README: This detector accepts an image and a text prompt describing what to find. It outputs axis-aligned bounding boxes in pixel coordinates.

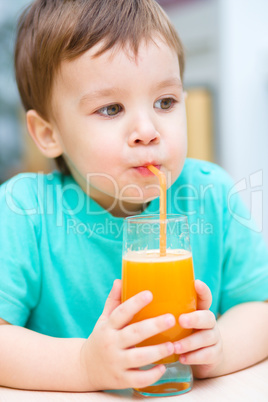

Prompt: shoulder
[169,159,237,219]
[1,171,64,194]
[175,158,235,201]
[0,171,65,213]
[179,158,233,188]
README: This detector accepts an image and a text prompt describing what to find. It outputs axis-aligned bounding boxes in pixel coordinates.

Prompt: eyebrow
[79,77,182,107]
[79,88,126,107]
[154,77,182,91]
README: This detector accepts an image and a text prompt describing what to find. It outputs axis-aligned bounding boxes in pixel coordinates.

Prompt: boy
[0,0,267,392]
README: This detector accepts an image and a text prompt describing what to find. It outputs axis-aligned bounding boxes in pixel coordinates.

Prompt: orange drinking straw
[147,165,166,256]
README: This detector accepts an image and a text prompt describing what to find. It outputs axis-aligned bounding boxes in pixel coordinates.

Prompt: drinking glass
[121,214,197,397]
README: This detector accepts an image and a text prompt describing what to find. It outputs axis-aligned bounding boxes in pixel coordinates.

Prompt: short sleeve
[0,175,41,326]
[219,175,268,314]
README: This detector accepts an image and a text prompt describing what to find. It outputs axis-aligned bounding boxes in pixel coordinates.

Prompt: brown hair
[15,0,185,174]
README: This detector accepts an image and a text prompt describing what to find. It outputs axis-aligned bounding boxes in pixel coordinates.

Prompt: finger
[109,290,153,329]
[195,280,212,310]
[126,365,166,390]
[178,344,222,366]
[124,342,174,369]
[120,314,175,348]
[179,310,216,330]
[101,279,122,320]
[174,329,218,355]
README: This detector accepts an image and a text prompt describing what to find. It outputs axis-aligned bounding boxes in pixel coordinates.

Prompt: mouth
[133,163,161,177]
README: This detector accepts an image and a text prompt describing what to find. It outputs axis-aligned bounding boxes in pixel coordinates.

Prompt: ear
[26,110,63,158]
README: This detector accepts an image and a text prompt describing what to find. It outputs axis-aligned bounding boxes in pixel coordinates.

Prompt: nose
[128,113,160,147]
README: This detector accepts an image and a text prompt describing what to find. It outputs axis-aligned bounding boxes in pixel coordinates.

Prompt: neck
[86,186,149,217]
[67,166,149,218]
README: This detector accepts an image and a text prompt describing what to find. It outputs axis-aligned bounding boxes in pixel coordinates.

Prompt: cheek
[167,109,187,149]
[78,139,122,177]
[88,174,120,194]
[166,129,187,185]
[169,130,187,160]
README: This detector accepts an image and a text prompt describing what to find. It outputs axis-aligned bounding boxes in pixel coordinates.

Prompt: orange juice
[122,249,196,364]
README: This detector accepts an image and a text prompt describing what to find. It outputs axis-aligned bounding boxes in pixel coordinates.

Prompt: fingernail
[159,364,166,374]
[165,314,175,327]
[180,355,186,364]
[175,342,182,353]
[166,342,174,354]
[142,291,152,302]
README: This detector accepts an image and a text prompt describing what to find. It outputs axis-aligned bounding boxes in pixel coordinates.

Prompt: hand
[80,279,176,390]
[174,280,224,379]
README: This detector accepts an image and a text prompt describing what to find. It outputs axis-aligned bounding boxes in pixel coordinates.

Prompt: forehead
[51,37,180,106]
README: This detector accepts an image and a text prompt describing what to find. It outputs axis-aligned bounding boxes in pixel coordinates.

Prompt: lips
[133,163,161,177]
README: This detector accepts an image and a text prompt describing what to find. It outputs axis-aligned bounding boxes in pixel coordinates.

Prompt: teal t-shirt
[0,158,267,338]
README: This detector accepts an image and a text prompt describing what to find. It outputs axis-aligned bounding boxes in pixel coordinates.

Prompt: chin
[121,190,159,204]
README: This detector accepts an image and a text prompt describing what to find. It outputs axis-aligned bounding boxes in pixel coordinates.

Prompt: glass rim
[124,214,188,224]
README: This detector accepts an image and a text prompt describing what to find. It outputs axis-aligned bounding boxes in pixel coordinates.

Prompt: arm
[215,300,268,375]
[174,280,268,379]
[0,321,88,391]
[0,280,175,391]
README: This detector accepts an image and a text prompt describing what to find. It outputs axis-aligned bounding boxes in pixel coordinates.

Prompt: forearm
[213,301,268,376]
[0,325,90,391]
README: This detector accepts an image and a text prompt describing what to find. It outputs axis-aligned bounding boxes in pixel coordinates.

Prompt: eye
[97,104,122,116]
[154,98,175,110]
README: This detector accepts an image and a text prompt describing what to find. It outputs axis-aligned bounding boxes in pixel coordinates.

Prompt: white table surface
[0,359,267,402]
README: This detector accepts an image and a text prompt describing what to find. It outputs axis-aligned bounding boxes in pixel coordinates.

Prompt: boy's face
[51,37,187,216]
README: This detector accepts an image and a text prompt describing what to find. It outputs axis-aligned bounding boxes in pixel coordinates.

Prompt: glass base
[134,362,193,397]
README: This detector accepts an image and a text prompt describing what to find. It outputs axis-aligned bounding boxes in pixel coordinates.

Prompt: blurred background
[0,0,267,241]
